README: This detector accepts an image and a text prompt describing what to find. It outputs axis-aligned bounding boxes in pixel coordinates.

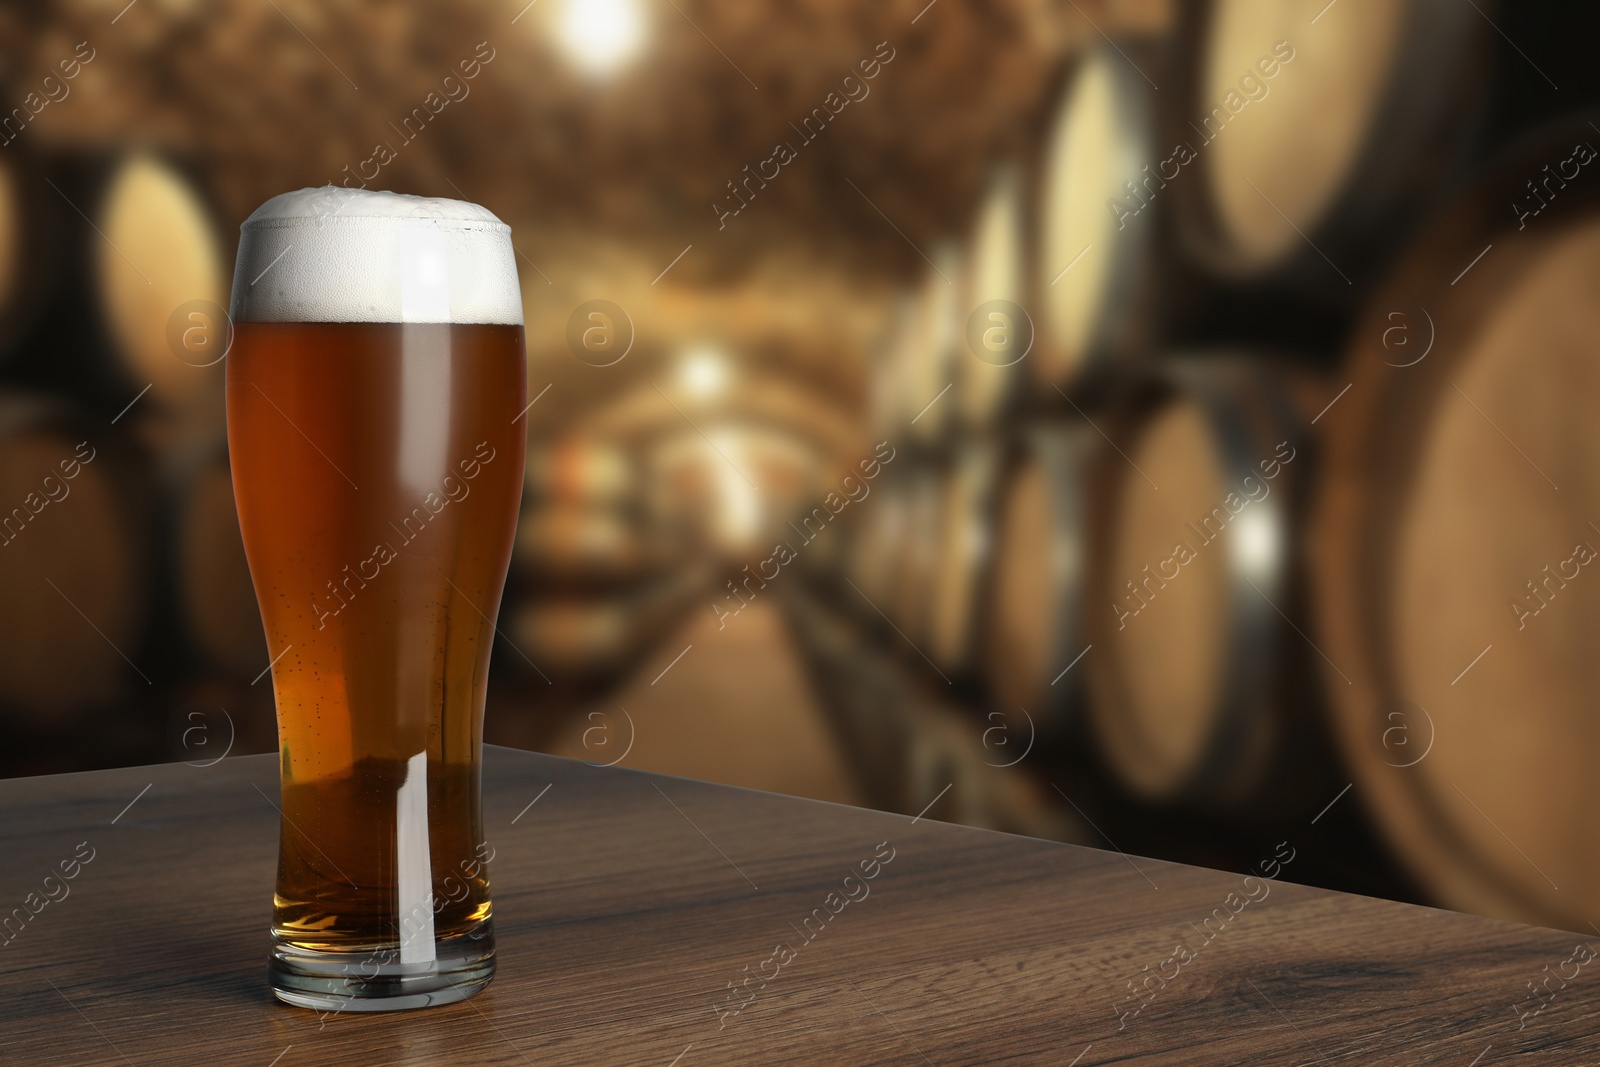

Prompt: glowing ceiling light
[679,345,729,399]
[1231,504,1282,582]
[555,0,647,76]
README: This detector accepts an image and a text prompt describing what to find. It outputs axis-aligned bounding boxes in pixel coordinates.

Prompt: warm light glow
[1231,504,1281,582]
[679,345,730,399]
[555,0,647,76]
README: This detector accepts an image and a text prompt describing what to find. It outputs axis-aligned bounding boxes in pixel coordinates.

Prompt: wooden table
[1,746,1596,1065]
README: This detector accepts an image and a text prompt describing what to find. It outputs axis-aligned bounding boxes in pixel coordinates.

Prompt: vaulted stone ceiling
[1,0,1168,434]
[1,0,1176,261]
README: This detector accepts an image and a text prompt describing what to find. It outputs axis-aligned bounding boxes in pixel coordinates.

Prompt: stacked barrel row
[812,0,1600,931]
[0,148,256,771]
[506,437,704,681]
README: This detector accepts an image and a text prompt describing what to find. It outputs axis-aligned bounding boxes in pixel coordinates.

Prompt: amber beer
[226,189,526,1010]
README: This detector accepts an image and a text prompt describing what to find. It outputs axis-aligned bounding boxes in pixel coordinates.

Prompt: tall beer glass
[226,188,526,1010]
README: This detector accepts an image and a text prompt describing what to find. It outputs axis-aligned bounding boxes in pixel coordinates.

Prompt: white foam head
[230,187,524,325]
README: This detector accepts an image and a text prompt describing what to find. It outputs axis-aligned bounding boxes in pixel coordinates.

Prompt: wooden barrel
[984,422,1095,729]
[869,292,915,436]
[512,503,658,587]
[783,583,1089,842]
[955,165,1030,430]
[514,437,678,591]
[5,150,229,422]
[928,442,1003,677]
[888,463,944,650]
[0,152,19,346]
[1312,115,1600,929]
[100,153,229,412]
[507,567,705,679]
[902,244,963,446]
[1031,45,1160,391]
[0,396,154,725]
[1081,357,1330,807]
[509,598,640,677]
[1167,0,1484,286]
[524,437,635,506]
[174,445,268,679]
[847,470,908,614]
[795,476,854,583]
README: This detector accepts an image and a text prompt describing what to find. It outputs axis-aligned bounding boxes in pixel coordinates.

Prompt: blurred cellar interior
[2,0,1600,934]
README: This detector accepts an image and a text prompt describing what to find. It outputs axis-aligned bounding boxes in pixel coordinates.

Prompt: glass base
[269,921,496,1013]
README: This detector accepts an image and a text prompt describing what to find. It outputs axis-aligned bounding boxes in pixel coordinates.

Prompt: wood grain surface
[0,745,1597,1065]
